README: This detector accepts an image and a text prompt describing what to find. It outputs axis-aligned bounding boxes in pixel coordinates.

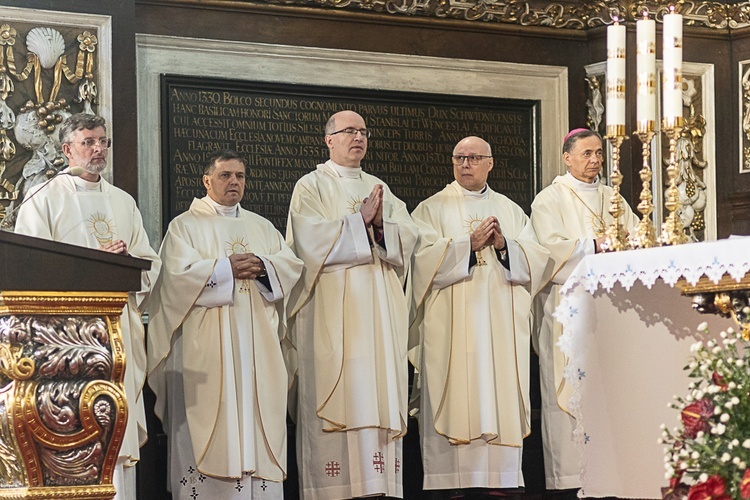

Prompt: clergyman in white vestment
[410,136,549,497]
[147,150,303,499]
[286,110,419,500]
[14,113,161,500]
[529,129,639,491]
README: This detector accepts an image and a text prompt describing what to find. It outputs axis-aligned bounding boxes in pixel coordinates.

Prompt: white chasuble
[286,161,419,500]
[529,173,638,489]
[14,173,161,470]
[147,198,303,492]
[410,181,549,490]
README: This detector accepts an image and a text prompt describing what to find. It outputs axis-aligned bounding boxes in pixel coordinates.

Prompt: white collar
[73,175,102,192]
[460,184,488,199]
[329,160,362,179]
[565,172,600,191]
[202,195,239,217]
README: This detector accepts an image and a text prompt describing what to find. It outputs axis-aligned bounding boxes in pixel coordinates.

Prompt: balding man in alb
[410,136,548,499]
[286,110,419,499]
[530,129,638,492]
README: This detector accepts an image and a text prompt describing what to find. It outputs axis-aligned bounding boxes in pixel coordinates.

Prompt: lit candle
[636,11,656,131]
[662,6,683,124]
[606,19,627,134]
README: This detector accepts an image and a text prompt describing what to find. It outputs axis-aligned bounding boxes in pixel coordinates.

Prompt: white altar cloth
[554,237,750,499]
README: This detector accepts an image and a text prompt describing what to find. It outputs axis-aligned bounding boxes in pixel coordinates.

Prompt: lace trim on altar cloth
[553,237,750,494]
[560,237,750,295]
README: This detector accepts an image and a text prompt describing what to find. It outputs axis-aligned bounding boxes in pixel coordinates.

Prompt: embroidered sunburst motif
[226,236,249,255]
[225,236,252,294]
[463,214,483,235]
[463,213,487,265]
[87,212,115,246]
[347,196,363,215]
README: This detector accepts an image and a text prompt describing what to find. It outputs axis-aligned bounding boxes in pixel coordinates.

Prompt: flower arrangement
[661,322,750,500]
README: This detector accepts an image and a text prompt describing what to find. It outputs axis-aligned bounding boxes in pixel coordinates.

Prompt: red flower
[711,372,727,391]
[681,398,714,439]
[687,475,731,500]
[741,469,750,499]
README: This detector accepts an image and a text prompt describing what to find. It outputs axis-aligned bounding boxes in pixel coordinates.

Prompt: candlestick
[606,20,626,137]
[601,133,632,252]
[660,119,689,245]
[630,130,659,249]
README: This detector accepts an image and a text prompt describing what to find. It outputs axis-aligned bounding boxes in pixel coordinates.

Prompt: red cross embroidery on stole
[373,452,385,473]
[395,458,400,474]
[325,461,341,477]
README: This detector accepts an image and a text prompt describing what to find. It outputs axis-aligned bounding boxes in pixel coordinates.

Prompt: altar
[554,237,750,499]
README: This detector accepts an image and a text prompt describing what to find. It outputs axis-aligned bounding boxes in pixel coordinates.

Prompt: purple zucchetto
[563,128,591,144]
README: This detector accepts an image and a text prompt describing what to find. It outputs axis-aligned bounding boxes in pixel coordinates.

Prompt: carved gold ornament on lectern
[0,291,128,500]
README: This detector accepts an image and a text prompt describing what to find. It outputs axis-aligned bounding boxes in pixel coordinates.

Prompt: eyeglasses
[452,155,492,166]
[329,127,371,138]
[72,138,112,149]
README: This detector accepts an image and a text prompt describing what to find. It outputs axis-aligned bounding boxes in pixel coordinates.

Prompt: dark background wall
[2,0,749,498]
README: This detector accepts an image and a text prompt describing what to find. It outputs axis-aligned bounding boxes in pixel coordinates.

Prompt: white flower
[732,397,740,405]
[740,462,747,469]
[691,451,700,459]
[729,381,737,389]
[732,439,740,446]
[720,330,727,339]
[680,462,688,470]
[733,457,741,465]
[725,401,734,409]
[714,405,721,415]
[743,306,750,314]
[691,341,703,352]
[689,361,698,369]
[737,360,745,367]
[658,438,664,444]
[697,321,709,332]
[722,453,731,462]
[699,473,708,483]
[712,423,726,435]
[707,340,715,348]
[695,390,705,400]
[742,439,750,449]
[721,413,730,422]
[713,346,722,354]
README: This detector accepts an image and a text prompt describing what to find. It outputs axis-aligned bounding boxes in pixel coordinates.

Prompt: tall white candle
[636,14,656,130]
[606,21,627,130]
[662,8,683,123]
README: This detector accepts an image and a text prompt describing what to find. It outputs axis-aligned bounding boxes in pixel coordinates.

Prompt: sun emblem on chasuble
[463,213,488,266]
[226,236,252,294]
[347,196,363,215]
[87,212,115,246]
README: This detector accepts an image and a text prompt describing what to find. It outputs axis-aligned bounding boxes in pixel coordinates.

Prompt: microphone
[0,166,85,231]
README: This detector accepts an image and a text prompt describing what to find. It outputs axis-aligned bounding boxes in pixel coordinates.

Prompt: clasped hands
[229,253,267,280]
[99,239,128,255]
[360,184,384,229]
[470,216,506,252]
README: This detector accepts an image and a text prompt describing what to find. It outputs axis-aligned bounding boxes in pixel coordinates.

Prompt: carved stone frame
[0,6,114,183]
[135,34,569,245]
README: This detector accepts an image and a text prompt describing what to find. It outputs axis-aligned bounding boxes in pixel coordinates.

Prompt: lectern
[0,231,151,500]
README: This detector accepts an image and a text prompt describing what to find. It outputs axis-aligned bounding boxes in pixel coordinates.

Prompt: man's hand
[99,239,128,255]
[360,184,384,227]
[491,223,506,251]
[595,235,607,253]
[470,217,497,252]
[229,253,267,280]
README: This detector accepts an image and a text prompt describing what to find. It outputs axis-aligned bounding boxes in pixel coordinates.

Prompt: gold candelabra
[630,123,659,249]
[601,127,632,252]
[659,117,689,246]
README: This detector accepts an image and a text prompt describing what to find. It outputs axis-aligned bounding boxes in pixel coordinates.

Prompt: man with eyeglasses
[529,128,638,495]
[286,109,419,499]
[410,135,549,499]
[14,113,161,500]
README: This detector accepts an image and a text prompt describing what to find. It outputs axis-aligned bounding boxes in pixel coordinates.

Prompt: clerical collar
[460,184,488,199]
[329,160,362,179]
[73,175,102,192]
[565,172,600,191]
[203,195,239,217]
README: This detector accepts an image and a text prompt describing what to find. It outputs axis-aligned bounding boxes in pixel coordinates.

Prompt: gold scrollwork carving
[229,0,750,30]
[0,344,34,381]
